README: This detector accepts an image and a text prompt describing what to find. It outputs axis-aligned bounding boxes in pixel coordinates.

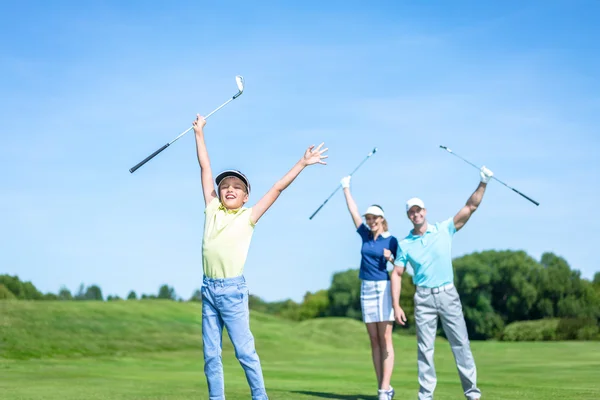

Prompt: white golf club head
[236,75,244,93]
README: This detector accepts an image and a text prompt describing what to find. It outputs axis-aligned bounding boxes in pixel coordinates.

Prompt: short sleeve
[394,244,408,267]
[356,223,371,242]
[442,217,457,237]
[245,207,256,228]
[386,237,400,271]
[390,237,399,258]
[204,197,220,217]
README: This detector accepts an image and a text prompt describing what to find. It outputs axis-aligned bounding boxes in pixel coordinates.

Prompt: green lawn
[1,300,599,399]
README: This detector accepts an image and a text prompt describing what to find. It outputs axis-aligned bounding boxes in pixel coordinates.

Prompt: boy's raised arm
[193,114,218,206]
[250,143,328,225]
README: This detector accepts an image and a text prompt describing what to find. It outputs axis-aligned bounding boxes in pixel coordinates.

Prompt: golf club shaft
[129,97,237,174]
[203,97,234,120]
[439,145,540,206]
[309,148,377,220]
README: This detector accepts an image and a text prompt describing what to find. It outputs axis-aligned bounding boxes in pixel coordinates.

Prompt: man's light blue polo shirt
[394,218,456,288]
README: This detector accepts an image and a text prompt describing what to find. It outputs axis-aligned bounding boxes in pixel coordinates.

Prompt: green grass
[1,300,599,399]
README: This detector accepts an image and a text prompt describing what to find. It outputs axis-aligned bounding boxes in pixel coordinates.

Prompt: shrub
[501,318,600,341]
[556,317,598,340]
[0,284,16,300]
[500,319,559,341]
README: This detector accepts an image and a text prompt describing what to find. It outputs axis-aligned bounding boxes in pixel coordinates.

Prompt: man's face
[219,177,249,209]
[407,205,426,225]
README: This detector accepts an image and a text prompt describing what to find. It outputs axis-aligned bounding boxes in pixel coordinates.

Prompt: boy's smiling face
[218,176,249,209]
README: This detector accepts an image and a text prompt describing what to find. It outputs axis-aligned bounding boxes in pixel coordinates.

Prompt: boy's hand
[193,114,206,134]
[302,142,328,166]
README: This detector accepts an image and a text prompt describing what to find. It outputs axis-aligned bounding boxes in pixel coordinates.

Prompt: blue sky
[1,1,599,302]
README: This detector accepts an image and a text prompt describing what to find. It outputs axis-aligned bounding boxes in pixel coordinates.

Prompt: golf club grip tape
[129,143,170,173]
[511,188,540,206]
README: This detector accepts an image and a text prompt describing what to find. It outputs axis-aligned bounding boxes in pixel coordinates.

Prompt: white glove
[340,176,351,189]
[480,166,493,183]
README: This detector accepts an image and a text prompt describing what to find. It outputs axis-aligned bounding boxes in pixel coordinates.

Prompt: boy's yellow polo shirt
[202,197,255,279]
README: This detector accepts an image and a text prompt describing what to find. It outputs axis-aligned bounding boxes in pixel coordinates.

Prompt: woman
[340,175,402,400]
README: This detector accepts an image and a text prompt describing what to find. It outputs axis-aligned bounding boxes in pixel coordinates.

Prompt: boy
[193,114,328,400]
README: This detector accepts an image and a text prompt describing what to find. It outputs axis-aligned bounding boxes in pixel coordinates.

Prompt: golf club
[129,75,245,174]
[439,145,540,206]
[309,147,378,220]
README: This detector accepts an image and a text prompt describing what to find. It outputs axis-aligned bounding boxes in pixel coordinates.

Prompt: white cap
[363,205,384,217]
[406,197,425,212]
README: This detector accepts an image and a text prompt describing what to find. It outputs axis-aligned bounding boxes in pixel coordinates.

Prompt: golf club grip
[129,143,170,173]
[511,188,540,206]
[309,202,327,220]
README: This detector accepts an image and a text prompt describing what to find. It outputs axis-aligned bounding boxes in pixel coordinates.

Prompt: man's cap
[363,204,384,217]
[215,170,251,194]
[406,197,425,212]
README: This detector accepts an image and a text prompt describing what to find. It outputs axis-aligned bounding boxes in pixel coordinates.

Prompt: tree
[486,250,541,322]
[74,283,86,300]
[397,272,416,331]
[0,275,43,300]
[157,284,176,300]
[0,284,16,300]
[327,269,362,320]
[540,253,600,319]
[452,250,548,339]
[73,284,103,301]
[453,253,504,339]
[84,285,103,301]
[270,300,298,320]
[450,250,600,340]
[127,291,137,300]
[189,289,202,302]
[43,293,59,300]
[58,287,73,301]
[297,290,329,320]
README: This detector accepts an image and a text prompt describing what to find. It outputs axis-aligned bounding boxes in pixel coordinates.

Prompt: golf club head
[235,75,245,96]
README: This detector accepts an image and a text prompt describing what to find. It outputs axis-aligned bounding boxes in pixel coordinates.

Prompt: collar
[218,202,243,214]
[408,222,434,238]
[367,226,391,240]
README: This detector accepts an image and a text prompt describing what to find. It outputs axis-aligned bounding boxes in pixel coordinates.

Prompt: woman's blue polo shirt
[357,223,399,281]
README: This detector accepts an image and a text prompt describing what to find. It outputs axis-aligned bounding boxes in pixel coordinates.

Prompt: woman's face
[365,214,383,231]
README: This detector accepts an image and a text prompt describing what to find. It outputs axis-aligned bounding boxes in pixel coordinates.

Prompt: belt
[417,282,454,294]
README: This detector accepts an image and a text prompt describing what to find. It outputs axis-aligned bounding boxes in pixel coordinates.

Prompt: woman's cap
[363,205,384,217]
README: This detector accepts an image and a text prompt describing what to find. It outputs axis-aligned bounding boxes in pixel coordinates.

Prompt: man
[390,166,494,400]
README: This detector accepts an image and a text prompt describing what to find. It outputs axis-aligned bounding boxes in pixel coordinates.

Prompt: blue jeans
[202,275,268,400]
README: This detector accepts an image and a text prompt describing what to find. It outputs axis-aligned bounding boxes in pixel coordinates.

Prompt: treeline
[251,251,600,340]
[2,250,599,341]
[0,278,191,303]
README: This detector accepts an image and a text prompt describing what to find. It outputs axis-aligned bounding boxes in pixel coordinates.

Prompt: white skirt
[360,280,394,323]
